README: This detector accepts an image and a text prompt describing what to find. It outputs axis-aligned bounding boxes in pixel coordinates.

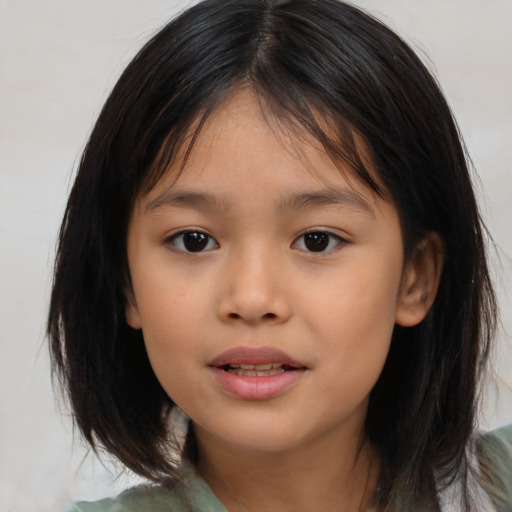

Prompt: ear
[395,232,444,327]
[124,288,142,330]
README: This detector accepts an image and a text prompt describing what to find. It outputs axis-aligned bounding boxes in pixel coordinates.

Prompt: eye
[166,231,219,253]
[293,231,344,253]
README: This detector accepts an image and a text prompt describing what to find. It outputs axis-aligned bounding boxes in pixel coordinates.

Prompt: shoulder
[60,485,179,512]
[486,423,512,449]
[476,423,512,510]
[59,465,228,512]
[478,423,512,469]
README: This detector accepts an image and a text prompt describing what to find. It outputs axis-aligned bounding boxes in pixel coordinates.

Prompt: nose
[217,245,292,326]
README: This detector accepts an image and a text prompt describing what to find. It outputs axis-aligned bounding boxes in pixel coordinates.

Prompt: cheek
[132,258,212,333]
[303,260,402,342]
[300,256,401,392]
[137,288,212,410]
[130,269,211,377]
[139,291,204,357]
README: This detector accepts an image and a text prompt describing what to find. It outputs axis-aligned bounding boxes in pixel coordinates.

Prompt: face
[125,91,429,457]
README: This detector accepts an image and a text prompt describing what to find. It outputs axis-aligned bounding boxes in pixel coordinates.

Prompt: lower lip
[211,367,306,400]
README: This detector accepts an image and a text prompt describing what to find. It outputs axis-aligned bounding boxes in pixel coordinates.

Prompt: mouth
[208,346,307,376]
[208,346,307,400]
[217,362,302,377]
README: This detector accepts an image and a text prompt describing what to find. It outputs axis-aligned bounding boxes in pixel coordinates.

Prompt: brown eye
[294,231,343,253]
[168,231,218,253]
[304,232,329,252]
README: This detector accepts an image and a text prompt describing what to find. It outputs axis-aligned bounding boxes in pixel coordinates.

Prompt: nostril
[226,312,277,321]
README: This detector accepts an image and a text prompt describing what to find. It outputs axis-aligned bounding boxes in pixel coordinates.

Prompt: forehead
[141,89,385,213]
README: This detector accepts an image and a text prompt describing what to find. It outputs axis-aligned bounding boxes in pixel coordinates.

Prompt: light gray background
[1,1,511,511]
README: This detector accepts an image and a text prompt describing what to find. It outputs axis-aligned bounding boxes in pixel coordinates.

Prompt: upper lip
[208,346,306,368]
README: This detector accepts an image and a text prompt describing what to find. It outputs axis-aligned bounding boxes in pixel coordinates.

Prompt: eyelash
[165,230,345,254]
[292,231,345,253]
[165,230,219,253]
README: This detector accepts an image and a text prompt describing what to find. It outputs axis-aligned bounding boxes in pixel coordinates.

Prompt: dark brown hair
[48,1,497,509]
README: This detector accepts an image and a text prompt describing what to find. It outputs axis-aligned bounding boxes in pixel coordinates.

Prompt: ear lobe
[124,289,142,330]
[395,232,444,327]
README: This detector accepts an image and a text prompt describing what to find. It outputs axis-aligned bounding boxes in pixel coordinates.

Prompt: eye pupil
[304,232,330,252]
[183,232,209,252]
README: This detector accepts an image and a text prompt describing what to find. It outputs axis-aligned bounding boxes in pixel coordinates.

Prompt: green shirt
[62,463,227,512]
[476,424,512,511]
[62,425,512,512]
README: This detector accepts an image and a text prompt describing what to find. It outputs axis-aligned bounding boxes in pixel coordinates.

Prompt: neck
[193,423,378,512]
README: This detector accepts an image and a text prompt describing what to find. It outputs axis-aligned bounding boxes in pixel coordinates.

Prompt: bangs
[140,80,387,204]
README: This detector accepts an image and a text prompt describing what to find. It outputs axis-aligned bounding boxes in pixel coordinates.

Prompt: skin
[125,90,442,512]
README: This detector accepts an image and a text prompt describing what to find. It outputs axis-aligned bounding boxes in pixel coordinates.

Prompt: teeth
[227,368,285,377]
[234,363,283,370]
[223,362,295,376]
[255,363,272,370]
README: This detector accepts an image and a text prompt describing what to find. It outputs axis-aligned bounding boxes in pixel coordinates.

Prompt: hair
[48,0,498,510]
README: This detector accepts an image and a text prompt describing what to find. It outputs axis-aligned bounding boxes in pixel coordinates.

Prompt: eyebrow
[277,188,375,217]
[146,191,228,212]
[146,187,375,217]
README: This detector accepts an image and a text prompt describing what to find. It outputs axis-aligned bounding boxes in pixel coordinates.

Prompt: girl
[48,0,512,510]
